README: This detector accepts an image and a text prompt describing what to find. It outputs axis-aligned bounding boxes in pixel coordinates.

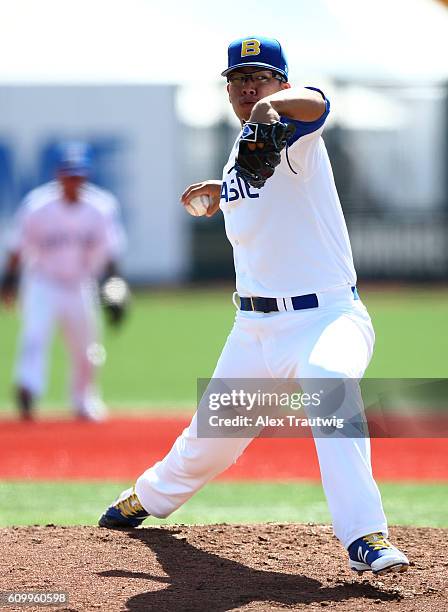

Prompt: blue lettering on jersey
[41,231,98,250]
[220,176,259,203]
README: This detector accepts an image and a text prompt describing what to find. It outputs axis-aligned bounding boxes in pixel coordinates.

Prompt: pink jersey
[10,181,124,284]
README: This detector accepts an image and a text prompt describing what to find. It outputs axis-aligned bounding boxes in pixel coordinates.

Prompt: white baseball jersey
[10,181,124,285]
[219,88,357,298]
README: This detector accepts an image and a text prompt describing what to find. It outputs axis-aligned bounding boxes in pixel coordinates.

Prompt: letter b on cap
[241,39,261,57]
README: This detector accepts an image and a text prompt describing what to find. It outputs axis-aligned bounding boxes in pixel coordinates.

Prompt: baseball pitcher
[99,37,409,575]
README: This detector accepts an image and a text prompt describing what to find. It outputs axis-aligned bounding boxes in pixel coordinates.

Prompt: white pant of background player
[15,274,104,419]
[135,286,388,549]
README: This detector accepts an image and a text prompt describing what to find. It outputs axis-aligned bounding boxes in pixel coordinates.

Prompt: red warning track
[1,416,447,481]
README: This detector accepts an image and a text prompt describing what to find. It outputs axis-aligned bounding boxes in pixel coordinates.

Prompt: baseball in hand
[185,194,210,217]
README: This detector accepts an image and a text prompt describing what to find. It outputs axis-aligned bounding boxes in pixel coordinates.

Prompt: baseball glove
[234,121,296,189]
[0,269,19,305]
[100,276,130,327]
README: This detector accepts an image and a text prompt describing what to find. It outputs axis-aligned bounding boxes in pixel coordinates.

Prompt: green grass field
[1,286,448,414]
[1,286,447,528]
[1,481,447,528]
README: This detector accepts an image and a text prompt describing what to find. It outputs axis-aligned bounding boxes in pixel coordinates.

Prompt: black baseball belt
[238,287,359,313]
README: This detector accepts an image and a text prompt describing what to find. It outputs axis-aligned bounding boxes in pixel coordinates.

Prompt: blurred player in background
[0,142,128,421]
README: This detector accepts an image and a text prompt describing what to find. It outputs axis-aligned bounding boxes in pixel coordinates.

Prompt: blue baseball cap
[57,141,92,177]
[222,36,288,80]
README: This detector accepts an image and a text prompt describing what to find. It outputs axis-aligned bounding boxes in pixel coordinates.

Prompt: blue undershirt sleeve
[281,87,330,146]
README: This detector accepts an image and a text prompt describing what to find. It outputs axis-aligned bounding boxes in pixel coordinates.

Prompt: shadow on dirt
[98,528,399,611]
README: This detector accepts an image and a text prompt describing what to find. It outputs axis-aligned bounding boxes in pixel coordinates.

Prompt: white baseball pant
[15,275,101,412]
[135,286,388,549]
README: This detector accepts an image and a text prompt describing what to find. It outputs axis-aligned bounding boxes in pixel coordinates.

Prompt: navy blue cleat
[348,532,409,575]
[98,487,150,529]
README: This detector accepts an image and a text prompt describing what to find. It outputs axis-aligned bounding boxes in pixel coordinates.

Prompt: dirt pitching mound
[1,524,446,611]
